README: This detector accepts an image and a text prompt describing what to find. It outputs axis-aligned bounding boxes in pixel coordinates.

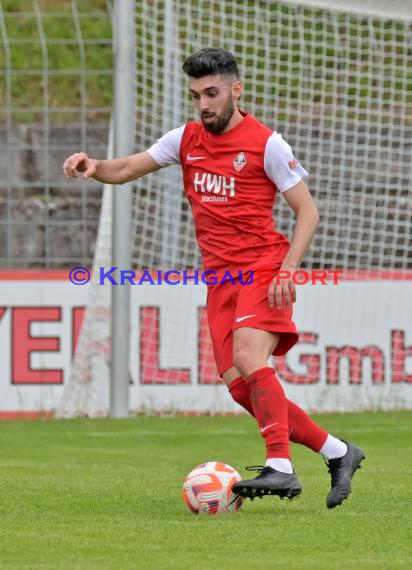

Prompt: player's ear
[232,80,243,101]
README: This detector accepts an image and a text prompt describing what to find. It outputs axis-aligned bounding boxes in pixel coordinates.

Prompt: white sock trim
[266,458,294,474]
[320,435,348,460]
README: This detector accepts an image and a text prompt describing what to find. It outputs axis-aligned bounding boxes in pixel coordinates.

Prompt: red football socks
[228,376,254,415]
[287,399,328,451]
[229,374,328,452]
[245,367,290,459]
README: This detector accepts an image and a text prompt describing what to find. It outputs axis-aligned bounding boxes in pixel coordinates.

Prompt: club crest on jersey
[233,152,247,173]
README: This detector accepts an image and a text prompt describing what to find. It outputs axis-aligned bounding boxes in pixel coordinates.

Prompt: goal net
[58,0,412,417]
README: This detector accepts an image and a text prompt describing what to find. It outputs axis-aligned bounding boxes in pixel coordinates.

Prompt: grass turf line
[0,411,411,570]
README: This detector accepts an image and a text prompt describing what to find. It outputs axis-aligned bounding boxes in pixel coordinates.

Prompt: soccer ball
[182,461,244,515]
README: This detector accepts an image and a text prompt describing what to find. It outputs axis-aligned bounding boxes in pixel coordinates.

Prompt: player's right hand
[63,152,97,179]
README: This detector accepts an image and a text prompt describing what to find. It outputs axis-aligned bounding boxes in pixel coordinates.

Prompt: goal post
[111,0,136,418]
[57,0,412,417]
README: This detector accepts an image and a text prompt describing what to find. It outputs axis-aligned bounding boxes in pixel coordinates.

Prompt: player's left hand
[268,271,296,309]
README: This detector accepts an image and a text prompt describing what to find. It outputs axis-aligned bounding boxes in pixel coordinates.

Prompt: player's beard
[201,95,235,134]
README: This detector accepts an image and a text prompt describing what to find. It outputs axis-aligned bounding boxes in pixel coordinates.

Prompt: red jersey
[147,111,308,276]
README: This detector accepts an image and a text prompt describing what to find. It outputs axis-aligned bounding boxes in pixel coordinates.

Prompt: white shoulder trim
[146,124,186,167]
[264,132,309,192]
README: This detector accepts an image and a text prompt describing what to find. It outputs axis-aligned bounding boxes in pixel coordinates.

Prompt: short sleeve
[264,132,309,192]
[146,125,186,167]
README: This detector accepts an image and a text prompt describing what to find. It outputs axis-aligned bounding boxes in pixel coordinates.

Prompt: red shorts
[206,269,299,376]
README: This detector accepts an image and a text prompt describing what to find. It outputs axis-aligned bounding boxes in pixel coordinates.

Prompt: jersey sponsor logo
[201,195,228,203]
[288,158,299,170]
[187,153,207,161]
[193,172,236,197]
[235,314,256,323]
[233,151,247,172]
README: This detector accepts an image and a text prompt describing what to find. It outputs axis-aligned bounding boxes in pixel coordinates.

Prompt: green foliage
[0,1,112,122]
[0,411,411,569]
[0,1,411,124]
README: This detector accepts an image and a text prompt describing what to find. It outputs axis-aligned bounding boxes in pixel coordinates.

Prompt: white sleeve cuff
[146,124,185,167]
[264,132,308,192]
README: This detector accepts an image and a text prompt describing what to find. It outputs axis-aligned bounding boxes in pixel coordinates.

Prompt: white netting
[58,0,412,417]
[133,0,412,272]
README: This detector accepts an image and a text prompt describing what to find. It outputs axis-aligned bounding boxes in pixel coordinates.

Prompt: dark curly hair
[182,48,240,79]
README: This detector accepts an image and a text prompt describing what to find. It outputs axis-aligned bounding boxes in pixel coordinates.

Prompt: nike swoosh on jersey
[235,314,256,323]
[187,154,207,160]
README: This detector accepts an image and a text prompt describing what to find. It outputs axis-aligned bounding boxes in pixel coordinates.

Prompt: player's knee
[233,345,260,378]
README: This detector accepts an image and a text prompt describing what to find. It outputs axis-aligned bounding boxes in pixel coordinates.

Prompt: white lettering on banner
[193,172,236,197]
[0,277,412,414]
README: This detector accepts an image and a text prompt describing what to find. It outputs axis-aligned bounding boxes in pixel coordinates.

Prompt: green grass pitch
[0,411,411,570]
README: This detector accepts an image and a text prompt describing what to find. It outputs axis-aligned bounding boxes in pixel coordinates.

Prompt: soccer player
[63,48,365,508]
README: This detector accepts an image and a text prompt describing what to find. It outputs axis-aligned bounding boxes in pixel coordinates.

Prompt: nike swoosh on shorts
[235,314,256,323]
